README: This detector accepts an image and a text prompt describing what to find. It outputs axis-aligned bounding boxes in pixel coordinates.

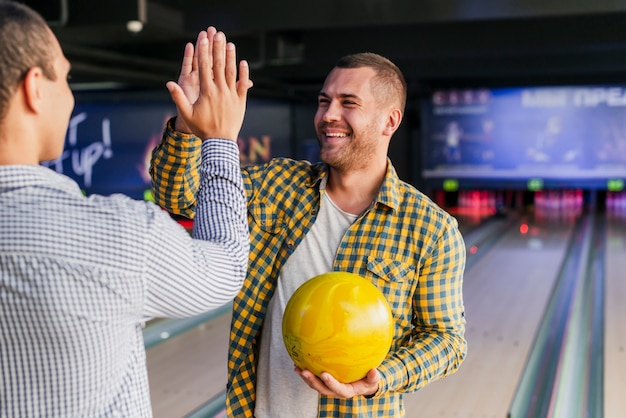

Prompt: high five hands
[167,26,253,141]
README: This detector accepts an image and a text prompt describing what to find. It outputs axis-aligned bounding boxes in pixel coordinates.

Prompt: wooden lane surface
[147,312,232,418]
[403,218,575,417]
[604,216,626,418]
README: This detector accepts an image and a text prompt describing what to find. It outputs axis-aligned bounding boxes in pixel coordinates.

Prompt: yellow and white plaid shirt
[150,118,467,417]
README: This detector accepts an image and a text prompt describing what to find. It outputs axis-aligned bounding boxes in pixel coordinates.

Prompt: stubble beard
[318,122,379,172]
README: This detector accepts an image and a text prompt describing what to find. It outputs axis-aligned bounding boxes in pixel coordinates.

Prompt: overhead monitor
[421,85,626,189]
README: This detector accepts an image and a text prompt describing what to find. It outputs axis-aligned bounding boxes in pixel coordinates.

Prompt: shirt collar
[0,165,82,195]
[375,158,401,212]
[305,158,401,213]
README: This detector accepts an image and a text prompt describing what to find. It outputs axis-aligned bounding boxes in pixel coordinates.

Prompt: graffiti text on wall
[42,112,113,187]
[239,135,271,166]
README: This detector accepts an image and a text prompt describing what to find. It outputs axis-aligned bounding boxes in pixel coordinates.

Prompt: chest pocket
[366,257,416,327]
[249,203,284,234]
[367,257,416,282]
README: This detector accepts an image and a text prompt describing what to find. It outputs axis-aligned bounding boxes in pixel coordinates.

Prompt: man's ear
[383,108,403,136]
[22,67,44,113]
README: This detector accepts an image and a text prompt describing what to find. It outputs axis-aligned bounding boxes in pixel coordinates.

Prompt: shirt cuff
[166,117,202,152]
[363,380,381,399]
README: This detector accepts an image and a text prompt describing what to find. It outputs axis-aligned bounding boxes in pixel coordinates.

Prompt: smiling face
[314,66,393,172]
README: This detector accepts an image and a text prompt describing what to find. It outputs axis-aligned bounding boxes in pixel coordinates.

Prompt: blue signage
[421,86,626,186]
[42,97,292,199]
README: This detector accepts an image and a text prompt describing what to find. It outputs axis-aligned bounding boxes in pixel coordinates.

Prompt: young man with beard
[151,38,467,417]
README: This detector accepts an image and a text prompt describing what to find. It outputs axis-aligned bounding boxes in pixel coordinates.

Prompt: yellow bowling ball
[282,271,394,383]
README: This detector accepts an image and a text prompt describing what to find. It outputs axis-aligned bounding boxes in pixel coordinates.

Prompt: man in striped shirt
[151,32,467,417]
[0,2,251,417]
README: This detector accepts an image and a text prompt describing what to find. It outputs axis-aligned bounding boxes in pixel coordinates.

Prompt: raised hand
[167,28,252,141]
[172,28,213,133]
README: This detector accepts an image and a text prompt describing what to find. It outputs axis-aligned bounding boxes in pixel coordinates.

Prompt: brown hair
[0,0,56,121]
[335,52,407,113]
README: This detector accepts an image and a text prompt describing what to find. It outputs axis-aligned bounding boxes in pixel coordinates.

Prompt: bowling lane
[147,312,232,418]
[403,214,576,417]
[604,215,626,418]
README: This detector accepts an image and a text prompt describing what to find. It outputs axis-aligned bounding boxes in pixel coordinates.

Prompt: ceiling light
[126,20,143,33]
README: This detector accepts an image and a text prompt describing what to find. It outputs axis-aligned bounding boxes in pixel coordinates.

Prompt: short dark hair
[0,0,56,121]
[335,52,407,113]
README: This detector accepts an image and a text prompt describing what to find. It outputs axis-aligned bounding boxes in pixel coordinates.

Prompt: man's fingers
[197,36,212,89]
[192,31,208,73]
[225,42,237,87]
[237,60,252,97]
[166,81,192,122]
[175,27,251,140]
[180,42,195,76]
[211,32,226,85]
[204,26,217,77]
[206,26,217,39]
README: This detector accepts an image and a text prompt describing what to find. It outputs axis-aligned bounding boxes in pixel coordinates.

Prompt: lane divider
[508,212,605,418]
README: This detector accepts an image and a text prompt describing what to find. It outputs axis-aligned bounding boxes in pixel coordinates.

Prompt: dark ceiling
[23,0,626,101]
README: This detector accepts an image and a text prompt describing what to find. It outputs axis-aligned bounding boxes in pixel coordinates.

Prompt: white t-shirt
[254,190,358,418]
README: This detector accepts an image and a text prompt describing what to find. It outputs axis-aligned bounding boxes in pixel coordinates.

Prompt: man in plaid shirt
[152,34,467,417]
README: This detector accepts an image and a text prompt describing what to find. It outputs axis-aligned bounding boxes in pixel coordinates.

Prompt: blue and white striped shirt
[0,138,249,417]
